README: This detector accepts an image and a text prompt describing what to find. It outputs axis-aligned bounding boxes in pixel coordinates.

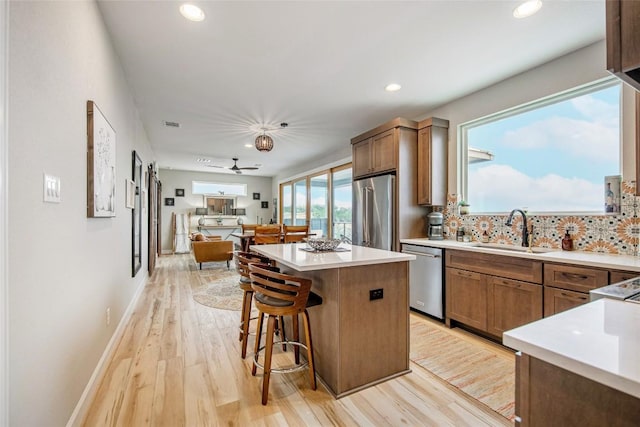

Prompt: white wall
[413,40,636,194]
[8,1,153,425]
[158,169,273,252]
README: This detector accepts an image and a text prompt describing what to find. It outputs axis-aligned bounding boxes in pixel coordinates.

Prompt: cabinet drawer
[543,263,608,293]
[446,250,542,284]
[544,286,589,317]
[610,270,640,284]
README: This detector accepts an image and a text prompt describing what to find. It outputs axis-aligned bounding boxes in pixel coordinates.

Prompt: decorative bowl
[305,237,342,251]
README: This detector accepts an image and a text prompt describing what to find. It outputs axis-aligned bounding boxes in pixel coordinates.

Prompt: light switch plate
[43,173,61,203]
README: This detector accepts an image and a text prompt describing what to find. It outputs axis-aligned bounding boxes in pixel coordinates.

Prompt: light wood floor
[83,255,513,426]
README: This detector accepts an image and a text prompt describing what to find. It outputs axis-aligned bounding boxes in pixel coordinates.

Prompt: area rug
[410,317,515,421]
[192,267,244,311]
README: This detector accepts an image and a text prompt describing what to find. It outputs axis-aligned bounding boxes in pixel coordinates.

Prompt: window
[331,167,352,240]
[192,181,247,196]
[279,164,352,239]
[281,184,292,225]
[310,174,328,237]
[460,79,621,213]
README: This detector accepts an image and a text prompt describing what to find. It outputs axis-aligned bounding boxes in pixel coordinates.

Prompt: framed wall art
[175,188,185,197]
[261,201,269,209]
[165,197,175,206]
[87,100,116,217]
[125,179,135,209]
[253,192,260,200]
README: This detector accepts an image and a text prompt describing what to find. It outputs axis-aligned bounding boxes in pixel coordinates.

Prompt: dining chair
[283,224,309,243]
[254,225,282,245]
[241,223,259,234]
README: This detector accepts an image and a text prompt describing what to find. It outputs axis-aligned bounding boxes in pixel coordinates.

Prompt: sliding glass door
[279,164,352,239]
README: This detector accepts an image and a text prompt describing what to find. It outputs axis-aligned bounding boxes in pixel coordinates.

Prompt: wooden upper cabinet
[606,0,640,91]
[352,139,373,177]
[417,118,449,206]
[371,129,396,173]
[351,118,417,179]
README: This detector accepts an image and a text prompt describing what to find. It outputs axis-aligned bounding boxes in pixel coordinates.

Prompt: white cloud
[502,115,618,163]
[469,164,602,212]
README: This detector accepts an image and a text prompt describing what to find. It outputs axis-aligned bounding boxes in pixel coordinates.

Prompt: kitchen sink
[473,242,554,254]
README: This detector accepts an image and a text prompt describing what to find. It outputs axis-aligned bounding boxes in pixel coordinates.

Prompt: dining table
[230,231,315,252]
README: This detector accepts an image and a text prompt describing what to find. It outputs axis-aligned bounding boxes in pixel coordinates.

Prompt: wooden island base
[516,353,640,426]
[278,261,410,398]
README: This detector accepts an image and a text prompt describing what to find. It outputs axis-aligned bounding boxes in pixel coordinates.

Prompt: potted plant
[458,200,470,215]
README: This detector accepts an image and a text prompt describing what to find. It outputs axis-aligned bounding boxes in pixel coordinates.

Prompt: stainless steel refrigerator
[353,174,394,251]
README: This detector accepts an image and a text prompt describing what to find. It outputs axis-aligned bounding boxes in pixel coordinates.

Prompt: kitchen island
[504,299,640,426]
[250,243,415,398]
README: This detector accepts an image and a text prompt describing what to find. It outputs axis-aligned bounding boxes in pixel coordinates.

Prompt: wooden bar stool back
[254,224,282,245]
[234,251,274,359]
[249,264,317,405]
[283,224,309,243]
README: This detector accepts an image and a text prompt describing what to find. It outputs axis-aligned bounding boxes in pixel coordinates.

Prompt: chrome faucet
[505,209,529,247]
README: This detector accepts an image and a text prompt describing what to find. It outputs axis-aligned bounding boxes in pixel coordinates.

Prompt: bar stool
[249,263,319,405]
[234,251,279,359]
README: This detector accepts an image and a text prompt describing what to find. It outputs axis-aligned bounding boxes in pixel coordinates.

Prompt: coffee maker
[427,211,444,240]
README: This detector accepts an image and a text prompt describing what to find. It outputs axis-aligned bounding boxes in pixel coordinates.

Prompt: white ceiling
[97,0,605,177]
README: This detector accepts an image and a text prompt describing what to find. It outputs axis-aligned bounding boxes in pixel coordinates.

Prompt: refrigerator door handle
[363,187,372,246]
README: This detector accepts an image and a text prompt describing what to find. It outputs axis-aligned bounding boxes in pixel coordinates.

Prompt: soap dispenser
[561,229,573,251]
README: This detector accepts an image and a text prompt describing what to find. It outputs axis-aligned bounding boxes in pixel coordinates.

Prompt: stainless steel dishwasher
[401,244,443,319]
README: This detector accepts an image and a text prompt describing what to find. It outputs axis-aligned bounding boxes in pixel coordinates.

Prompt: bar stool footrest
[253,341,310,374]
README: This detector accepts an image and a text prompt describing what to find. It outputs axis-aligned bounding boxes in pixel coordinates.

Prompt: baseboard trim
[65,272,148,427]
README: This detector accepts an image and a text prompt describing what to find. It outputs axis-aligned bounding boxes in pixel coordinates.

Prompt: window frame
[278,162,352,238]
[458,77,622,215]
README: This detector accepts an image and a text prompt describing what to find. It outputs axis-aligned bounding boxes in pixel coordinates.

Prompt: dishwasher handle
[402,250,441,258]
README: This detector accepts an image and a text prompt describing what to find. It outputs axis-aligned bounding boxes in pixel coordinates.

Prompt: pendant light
[255,132,274,152]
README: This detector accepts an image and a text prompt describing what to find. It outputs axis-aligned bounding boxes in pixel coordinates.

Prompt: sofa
[190,233,234,269]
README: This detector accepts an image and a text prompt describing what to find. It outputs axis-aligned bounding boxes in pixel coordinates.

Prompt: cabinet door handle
[457,271,472,278]
[560,292,587,300]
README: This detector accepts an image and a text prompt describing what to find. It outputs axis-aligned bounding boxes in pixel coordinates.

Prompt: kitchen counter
[249,242,415,271]
[400,238,640,272]
[250,242,413,398]
[504,298,640,398]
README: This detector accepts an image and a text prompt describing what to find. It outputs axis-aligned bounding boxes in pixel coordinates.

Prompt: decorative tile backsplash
[443,180,640,256]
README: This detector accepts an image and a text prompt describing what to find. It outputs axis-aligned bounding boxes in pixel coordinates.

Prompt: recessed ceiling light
[197,158,211,163]
[385,83,402,92]
[180,4,205,22]
[244,144,253,148]
[513,0,542,19]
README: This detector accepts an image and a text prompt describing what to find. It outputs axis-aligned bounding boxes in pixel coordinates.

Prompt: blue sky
[467,83,620,213]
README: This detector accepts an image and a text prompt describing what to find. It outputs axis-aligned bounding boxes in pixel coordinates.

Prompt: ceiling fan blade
[235,169,242,174]
[239,167,259,170]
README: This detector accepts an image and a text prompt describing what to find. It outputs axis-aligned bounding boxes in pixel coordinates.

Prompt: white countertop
[503,299,640,398]
[401,238,640,272]
[249,243,415,271]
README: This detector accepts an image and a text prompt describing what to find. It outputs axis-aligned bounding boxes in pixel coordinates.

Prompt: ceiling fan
[208,157,259,174]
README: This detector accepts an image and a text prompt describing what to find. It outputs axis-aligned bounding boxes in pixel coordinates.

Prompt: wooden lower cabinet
[515,353,640,426]
[543,286,589,317]
[446,267,543,339]
[487,277,542,337]
[446,267,487,330]
[610,270,640,283]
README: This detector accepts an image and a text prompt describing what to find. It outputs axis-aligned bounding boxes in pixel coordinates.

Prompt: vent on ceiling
[163,120,181,128]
